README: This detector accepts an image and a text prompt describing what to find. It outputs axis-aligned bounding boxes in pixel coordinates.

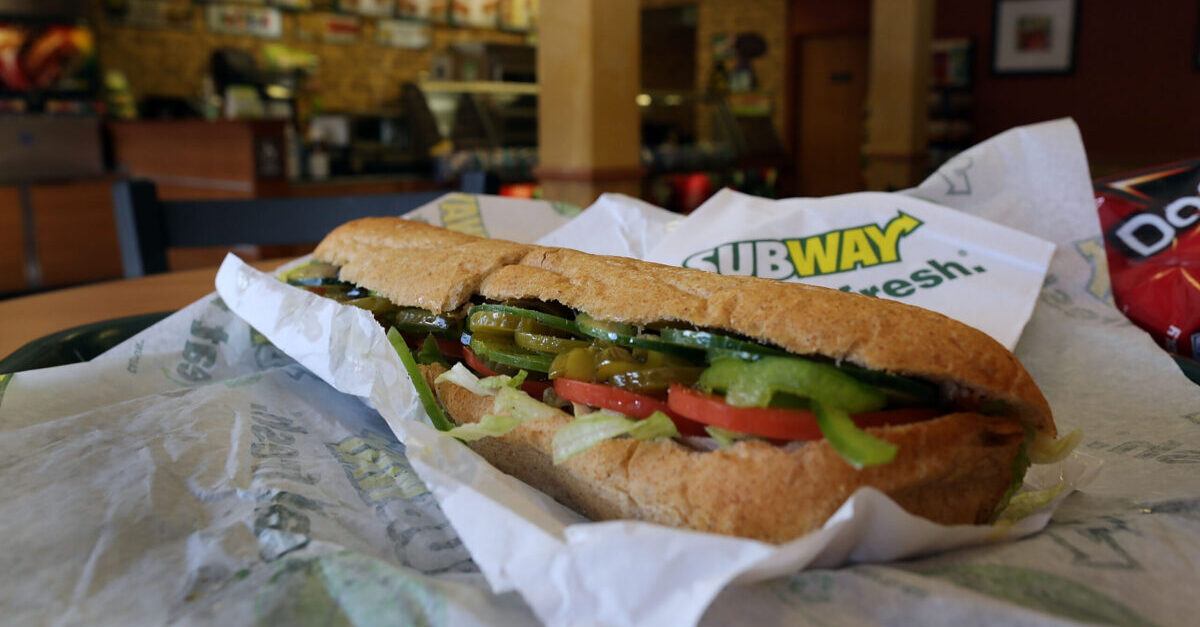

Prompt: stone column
[536,0,643,208]
[863,0,933,191]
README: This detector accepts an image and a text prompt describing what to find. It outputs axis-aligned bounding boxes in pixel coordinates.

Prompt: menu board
[449,0,498,28]
[338,0,396,17]
[206,5,284,38]
[377,19,431,49]
[397,0,449,22]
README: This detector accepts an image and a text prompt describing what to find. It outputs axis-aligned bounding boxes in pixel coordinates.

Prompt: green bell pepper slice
[698,356,886,414]
[386,327,453,431]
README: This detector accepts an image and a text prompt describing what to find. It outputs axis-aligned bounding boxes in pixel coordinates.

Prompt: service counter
[0,120,448,296]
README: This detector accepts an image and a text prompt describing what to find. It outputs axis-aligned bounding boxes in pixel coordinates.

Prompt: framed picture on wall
[1195,8,1200,70]
[991,0,1078,75]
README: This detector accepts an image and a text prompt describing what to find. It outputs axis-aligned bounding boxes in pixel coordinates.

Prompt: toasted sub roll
[310,217,1056,542]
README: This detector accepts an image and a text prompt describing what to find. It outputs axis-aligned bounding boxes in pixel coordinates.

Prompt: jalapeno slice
[607,366,705,394]
[389,307,460,337]
[549,346,597,380]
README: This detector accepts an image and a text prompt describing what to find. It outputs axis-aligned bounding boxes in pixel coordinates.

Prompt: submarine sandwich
[282,217,1065,543]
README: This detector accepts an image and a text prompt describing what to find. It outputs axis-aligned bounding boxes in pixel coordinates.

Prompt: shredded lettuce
[991,427,1080,524]
[435,362,494,397]
[552,410,679,464]
[438,386,557,442]
[1030,429,1083,464]
[992,427,1035,520]
[628,411,680,440]
[479,370,528,390]
[704,425,747,449]
[445,413,523,442]
[494,386,561,423]
[995,481,1067,523]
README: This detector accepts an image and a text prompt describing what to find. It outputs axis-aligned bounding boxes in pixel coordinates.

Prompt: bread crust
[430,367,1026,543]
[316,217,1053,438]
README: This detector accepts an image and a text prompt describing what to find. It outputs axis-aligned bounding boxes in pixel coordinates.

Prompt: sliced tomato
[554,378,707,436]
[667,384,939,441]
[463,346,551,398]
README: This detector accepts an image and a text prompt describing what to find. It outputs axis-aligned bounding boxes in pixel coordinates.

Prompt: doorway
[794,34,869,197]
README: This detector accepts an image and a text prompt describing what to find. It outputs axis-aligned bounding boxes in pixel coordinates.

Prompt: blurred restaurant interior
[0,0,1197,296]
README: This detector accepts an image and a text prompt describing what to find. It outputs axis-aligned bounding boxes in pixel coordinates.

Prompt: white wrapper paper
[211,254,1098,627]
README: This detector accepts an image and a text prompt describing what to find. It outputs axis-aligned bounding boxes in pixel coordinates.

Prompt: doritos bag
[1096,159,1200,359]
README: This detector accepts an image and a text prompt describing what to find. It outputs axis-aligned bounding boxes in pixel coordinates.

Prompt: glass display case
[417,81,787,212]
[638,89,785,212]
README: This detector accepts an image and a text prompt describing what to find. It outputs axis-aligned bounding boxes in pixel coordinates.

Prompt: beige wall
[92,1,787,133]
[90,1,526,114]
[641,0,787,136]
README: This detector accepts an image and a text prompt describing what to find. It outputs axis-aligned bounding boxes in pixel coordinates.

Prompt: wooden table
[0,259,287,358]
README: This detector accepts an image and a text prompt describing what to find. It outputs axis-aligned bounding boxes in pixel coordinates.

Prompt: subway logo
[682,211,923,279]
[439,193,488,237]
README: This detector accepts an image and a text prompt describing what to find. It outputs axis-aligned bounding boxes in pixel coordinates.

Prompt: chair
[111,179,449,278]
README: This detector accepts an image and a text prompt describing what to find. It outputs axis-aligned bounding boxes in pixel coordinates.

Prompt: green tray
[0,311,172,374]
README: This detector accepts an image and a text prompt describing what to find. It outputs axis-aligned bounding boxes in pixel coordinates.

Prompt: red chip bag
[1096,159,1200,358]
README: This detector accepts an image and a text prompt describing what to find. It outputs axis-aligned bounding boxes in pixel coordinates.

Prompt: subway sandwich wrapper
[1,120,1198,627]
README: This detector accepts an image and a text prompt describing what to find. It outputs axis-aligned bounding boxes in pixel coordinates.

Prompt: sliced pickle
[470,335,554,372]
